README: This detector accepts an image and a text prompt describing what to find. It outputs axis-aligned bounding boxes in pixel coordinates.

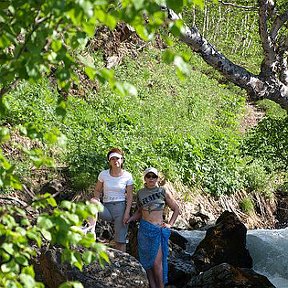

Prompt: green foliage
[200,128,245,196]
[0,206,43,287]
[0,0,205,196]
[0,195,107,288]
[242,116,288,171]
[239,196,254,215]
[4,46,247,195]
[64,48,247,194]
[256,99,287,119]
[0,0,202,96]
[243,160,270,192]
[1,0,287,285]
[277,181,288,195]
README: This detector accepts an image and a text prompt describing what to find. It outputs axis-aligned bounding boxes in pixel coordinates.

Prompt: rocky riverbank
[35,211,276,288]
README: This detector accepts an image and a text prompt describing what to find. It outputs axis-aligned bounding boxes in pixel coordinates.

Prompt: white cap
[144,167,159,177]
[108,152,123,160]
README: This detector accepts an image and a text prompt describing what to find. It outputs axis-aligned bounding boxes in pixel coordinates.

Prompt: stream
[179,227,288,288]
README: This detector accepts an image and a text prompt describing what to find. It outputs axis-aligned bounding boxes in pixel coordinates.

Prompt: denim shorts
[99,201,128,244]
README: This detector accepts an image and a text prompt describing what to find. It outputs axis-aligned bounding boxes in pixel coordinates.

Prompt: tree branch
[167,8,255,90]
[219,0,256,11]
[258,0,277,77]
[271,10,288,40]
[15,13,49,60]
[279,38,288,85]
[166,6,288,110]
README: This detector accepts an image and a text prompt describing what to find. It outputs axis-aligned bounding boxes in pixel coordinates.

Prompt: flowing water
[178,228,288,288]
[247,228,288,288]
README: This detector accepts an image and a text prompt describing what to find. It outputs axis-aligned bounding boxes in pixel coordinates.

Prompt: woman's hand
[123,211,130,225]
[90,197,100,204]
[162,223,172,229]
[126,208,142,224]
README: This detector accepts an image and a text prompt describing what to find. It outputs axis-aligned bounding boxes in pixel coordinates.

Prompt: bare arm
[91,180,103,202]
[127,207,142,223]
[123,184,134,224]
[164,190,180,228]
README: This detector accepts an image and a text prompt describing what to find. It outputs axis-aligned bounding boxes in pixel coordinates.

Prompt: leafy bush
[242,116,288,172]
[0,195,107,288]
[243,160,270,193]
[277,182,288,195]
[239,197,255,215]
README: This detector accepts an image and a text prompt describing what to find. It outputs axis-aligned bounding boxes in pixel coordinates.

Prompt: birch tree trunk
[167,1,288,111]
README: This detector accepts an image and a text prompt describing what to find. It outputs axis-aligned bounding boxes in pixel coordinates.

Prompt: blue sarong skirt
[138,219,171,284]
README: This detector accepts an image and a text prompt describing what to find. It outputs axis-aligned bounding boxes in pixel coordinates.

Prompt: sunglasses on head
[145,173,158,179]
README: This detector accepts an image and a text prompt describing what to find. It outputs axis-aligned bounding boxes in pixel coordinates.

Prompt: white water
[247,228,288,288]
[178,228,288,288]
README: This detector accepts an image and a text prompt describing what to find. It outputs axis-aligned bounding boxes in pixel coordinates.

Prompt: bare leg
[146,269,157,288]
[152,247,164,288]
[115,242,126,252]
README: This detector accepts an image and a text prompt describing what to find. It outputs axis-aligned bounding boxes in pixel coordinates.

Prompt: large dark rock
[184,263,275,288]
[168,247,197,287]
[169,229,189,250]
[37,247,148,288]
[191,210,253,272]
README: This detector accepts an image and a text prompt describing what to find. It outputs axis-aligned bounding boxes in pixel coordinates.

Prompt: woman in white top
[91,147,133,252]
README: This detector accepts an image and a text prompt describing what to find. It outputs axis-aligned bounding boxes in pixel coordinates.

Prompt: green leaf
[56,99,67,118]
[132,0,145,10]
[41,229,52,241]
[46,197,57,207]
[59,281,84,288]
[15,254,29,266]
[20,218,30,226]
[174,55,190,77]
[193,0,205,9]
[21,265,36,277]
[0,34,11,49]
[37,216,54,230]
[1,243,14,254]
[95,9,117,29]
[61,201,73,210]
[26,230,42,247]
[95,69,114,86]
[84,66,97,80]
[162,49,175,64]
[123,82,138,96]
[1,260,20,273]
[134,25,150,41]
[51,40,63,52]
[0,127,10,143]
[19,273,35,287]
[169,19,185,37]
[82,250,93,264]
[0,96,10,115]
[166,0,184,13]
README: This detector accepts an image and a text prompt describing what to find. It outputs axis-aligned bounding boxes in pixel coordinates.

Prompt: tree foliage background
[1,0,288,287]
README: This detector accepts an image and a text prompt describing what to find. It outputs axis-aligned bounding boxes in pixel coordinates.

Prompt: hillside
[1,26,287,229]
